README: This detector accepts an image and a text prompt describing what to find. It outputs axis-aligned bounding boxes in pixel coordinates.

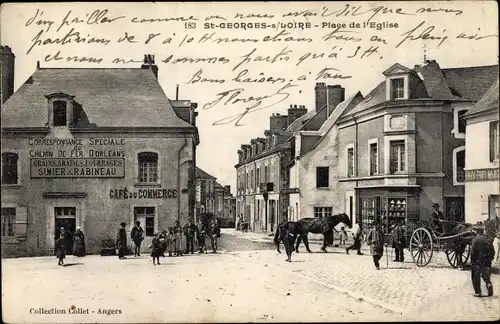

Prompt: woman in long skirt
[72,226,86,257]
[173,221,183,256]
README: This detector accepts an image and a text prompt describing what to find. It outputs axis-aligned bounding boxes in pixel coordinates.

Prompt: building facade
[195,167,216,218]
[464,78,499,224]
[235,105,310,233]
[333,61,497,234]
[1,54,199,257]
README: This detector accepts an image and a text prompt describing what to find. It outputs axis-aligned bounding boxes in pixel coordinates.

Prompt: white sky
[1,1,498,192]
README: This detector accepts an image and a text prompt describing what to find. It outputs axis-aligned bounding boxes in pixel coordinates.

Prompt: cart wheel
[410,228,433,267]
[446,244,471,268]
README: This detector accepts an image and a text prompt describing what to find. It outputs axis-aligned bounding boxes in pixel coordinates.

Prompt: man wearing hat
[367,221,385,270]
[116,222,128,259]
[431,203,444,234]
[130,220,144,257]
[470,223,495,297]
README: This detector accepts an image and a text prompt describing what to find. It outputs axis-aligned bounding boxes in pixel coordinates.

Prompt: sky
[1,1,498,193]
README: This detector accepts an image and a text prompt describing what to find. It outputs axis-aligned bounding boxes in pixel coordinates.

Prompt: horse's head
[327,213,352,228]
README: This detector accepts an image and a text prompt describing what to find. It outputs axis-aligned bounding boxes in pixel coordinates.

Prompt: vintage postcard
[1,1,499,323]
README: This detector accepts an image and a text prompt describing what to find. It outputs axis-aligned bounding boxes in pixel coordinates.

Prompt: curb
[226,251,405,315]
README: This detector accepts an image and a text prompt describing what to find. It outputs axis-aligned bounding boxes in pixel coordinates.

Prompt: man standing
[392,221,406,262]
[346,220,363,255]
[209,219,221,253]
[116,222,127,259]
[196,219,206,253]
[431,203,444,234]
[130,221,144,257]
[470,224,495,297]
[184,219,197,254]
[367,221,385,270]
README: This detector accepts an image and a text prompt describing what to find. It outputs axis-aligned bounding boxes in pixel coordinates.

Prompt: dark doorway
[55,209,76,255]
[445,197,465,223]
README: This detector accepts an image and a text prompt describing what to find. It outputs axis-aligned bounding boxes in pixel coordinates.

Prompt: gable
[382,63,412,76]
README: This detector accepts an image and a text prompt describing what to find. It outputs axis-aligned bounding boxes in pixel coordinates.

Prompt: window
[314,207,333,219]
[246,172,249,189]
[316,167,329,188]
[360,197,380,233]
[369,142,378,175]
[347,147,354,177]
[256,168,261,187]
[264,166,269,183]
[138,152,159,183]
[390,78,405,100]
[53,100,68,126]
[55,207,76,218]
[453,146,465,185]
[1,208,15,237]
[250,170,254,189]
[389,140,405,173]
[457,110,467,134]
[490,121,499,162]
[452,108,468,139]
[1,152,19,185]
[134,207,155,237]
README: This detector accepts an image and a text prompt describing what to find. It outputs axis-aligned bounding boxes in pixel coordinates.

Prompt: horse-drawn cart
[409,220,476,268]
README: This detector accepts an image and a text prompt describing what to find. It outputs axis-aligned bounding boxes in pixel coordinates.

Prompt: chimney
[1,45,15,105]
[141,53,158,79]
[269,113,288,132]
[288,104,308,125]
[315,82,327,113]
[326,85,345,116]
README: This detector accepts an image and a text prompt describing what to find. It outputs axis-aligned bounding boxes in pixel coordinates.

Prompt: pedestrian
[159,230,168,257]
[150,233,163,266]
[392,221,405,262]
[55,233,66,266]
[72,226,86,257]
[470,224,495,297]
[431,203,444,234]
[184,218,197,254]
[367,221,385,270]
[130,221,144,257]
[166,227,175,257]
[209,219,221,253]
[282,224,295,262]
[339,226,348,246]
[346,221,363,255]
[116,222,128,259]
[173,221,183,256]
[196,219,206,253]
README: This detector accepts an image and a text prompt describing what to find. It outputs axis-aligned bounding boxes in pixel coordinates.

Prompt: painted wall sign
[109,188,178,199]
[30,158,125,178]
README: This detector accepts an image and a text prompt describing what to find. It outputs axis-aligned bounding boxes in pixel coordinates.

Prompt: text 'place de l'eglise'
[0,44,499,259]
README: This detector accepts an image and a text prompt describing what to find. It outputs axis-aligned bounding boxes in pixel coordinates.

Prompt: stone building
[331,60,497,234]
[1,53,199,257]
[464,78,499,224]
[195,167,216,218]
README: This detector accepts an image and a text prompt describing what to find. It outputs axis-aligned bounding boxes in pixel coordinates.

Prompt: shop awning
[354,184,421,189]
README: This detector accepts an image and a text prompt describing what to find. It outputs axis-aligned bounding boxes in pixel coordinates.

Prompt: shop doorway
[134,207,156,254]
[54,207,76,255]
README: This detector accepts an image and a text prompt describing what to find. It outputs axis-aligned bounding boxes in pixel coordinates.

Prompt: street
[2,231,499,323]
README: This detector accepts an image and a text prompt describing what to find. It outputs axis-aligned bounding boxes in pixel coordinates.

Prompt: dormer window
[390,78,405,100]
[53,101,68,126]
[451,107,468,139]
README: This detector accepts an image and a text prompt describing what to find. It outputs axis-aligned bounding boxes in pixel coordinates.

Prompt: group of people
[116,218,221,266]
[55,226,86,266]
[236,215,249,233]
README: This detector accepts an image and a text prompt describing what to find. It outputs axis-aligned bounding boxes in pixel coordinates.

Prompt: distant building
[195,167,217,218]
[464,78,499,224]
[1,53,199,257]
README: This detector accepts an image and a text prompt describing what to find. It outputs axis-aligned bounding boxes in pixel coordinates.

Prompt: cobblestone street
[223,229,500,321]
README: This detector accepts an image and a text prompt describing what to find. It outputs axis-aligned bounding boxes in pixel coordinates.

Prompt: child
[55,233,66,266]
[340,226,348,246]
[150,233,163,265]
[282,227,294,262]
[166,227,175,257]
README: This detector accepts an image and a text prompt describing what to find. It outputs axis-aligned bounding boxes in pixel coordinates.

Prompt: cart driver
[431,203,444,234]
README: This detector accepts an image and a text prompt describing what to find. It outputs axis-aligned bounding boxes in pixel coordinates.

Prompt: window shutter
[16,207,28,239]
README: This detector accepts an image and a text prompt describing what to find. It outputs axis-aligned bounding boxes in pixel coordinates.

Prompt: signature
[396,21,448,48]
[204,83,297,126]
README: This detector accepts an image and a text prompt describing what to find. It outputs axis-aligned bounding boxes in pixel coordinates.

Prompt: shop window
[316,167,329,188]
[390,78,405,100]
[314,207,333,219]
[384,198,406,232]
[134,207,155,237]
[389,140,405,174]
[453,146,465,185]
[346,145,355,177]
[1,207,16,237]
[53,100,68,126]
[369,141,378,175]
[490,121,499,162]
[360,197,380,233]
[138,152,159,183]
[1,152,19,185]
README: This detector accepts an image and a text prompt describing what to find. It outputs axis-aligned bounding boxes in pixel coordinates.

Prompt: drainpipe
[352,115,359,229]
[178,137,188,222]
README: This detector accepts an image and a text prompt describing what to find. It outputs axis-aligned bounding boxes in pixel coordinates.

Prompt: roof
[1,68,193,128]
[341,62,498,118]
[465,77,499,117]
[196,167,217,180]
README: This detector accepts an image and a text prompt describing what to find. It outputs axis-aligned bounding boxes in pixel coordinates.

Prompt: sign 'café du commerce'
[1,52,199,257]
